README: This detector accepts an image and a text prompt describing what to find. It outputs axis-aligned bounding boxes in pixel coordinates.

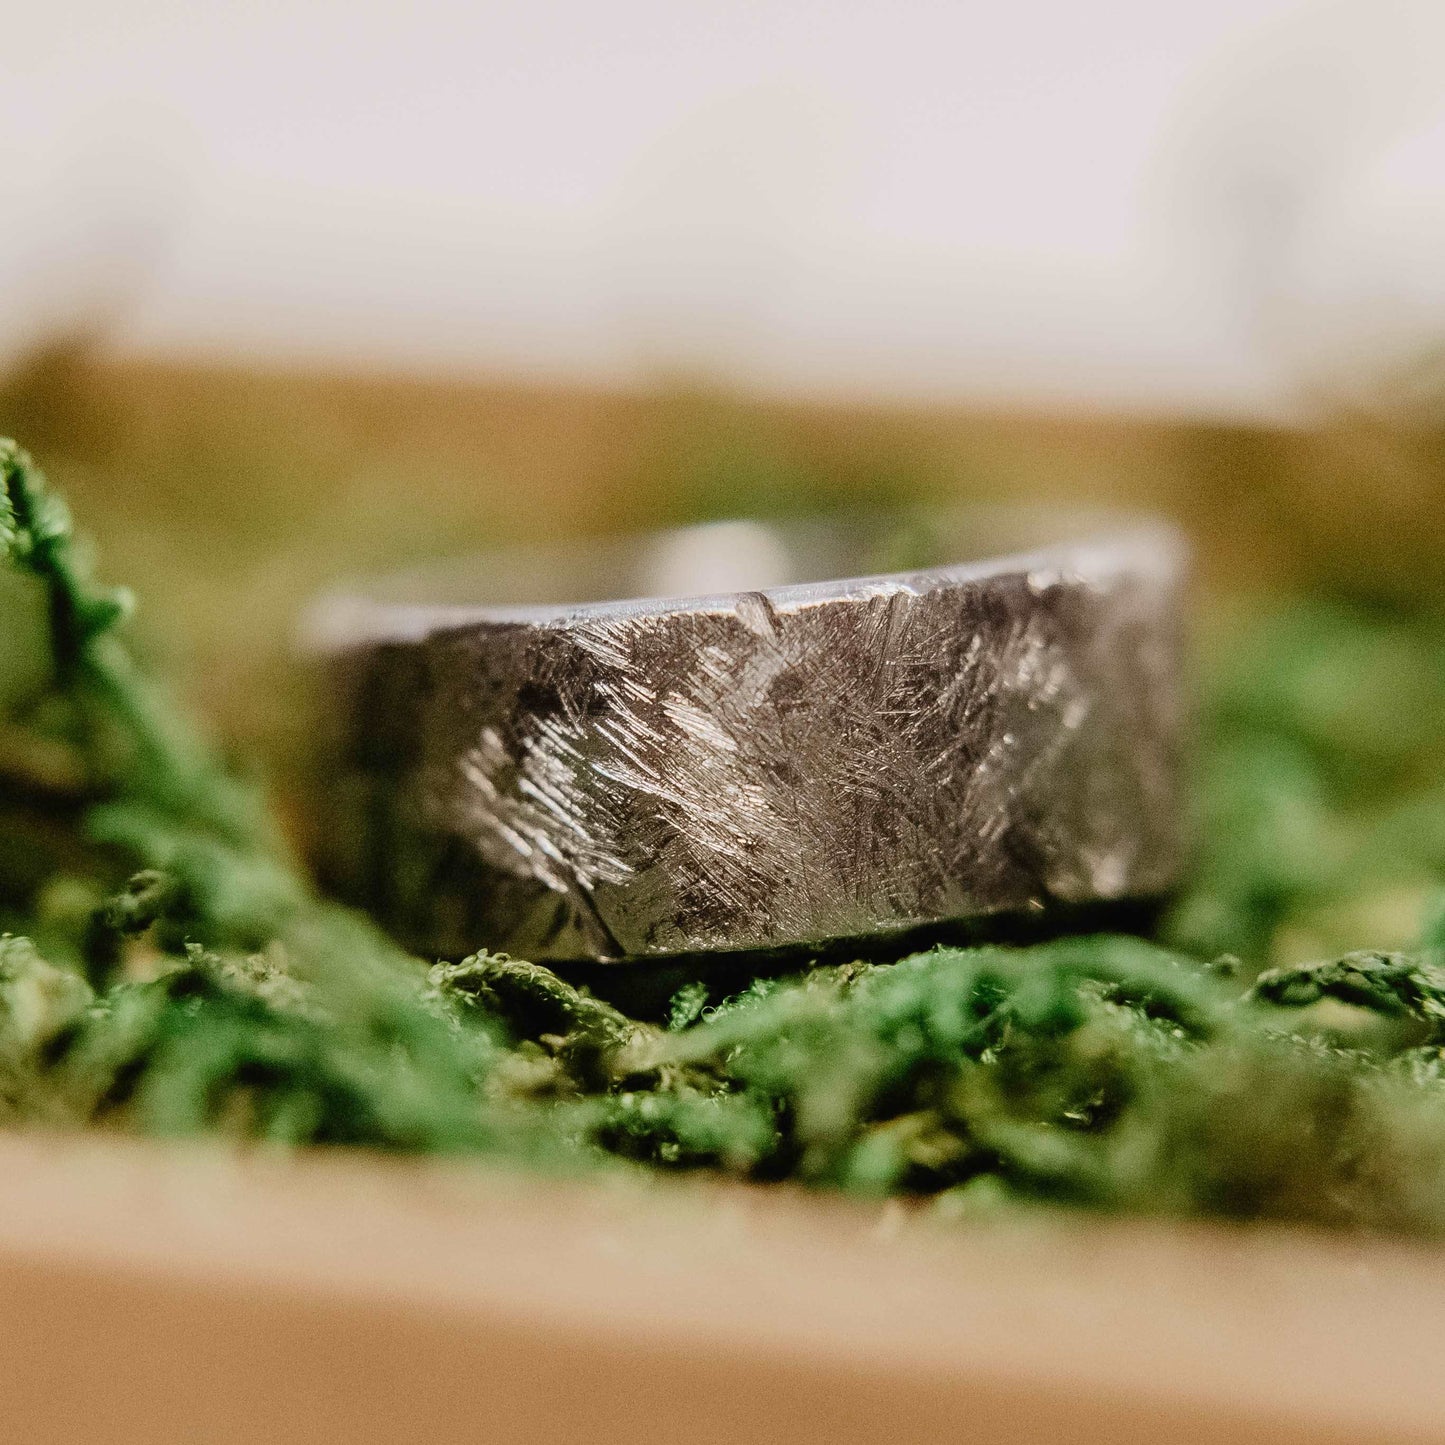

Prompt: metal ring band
[306,510,1189,963]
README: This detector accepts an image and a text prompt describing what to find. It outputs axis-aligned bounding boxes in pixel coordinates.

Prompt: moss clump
[7,438,1445,1231]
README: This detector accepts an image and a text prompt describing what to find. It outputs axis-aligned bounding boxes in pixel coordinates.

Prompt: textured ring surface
[307,512,1188,963]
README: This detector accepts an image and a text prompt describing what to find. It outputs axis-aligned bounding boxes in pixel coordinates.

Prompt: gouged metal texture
[309,518,1189,962]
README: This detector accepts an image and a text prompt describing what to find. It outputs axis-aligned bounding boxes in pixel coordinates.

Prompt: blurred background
[3,0,1445,825]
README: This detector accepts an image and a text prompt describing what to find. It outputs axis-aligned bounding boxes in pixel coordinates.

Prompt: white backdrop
[3,0,1444,415]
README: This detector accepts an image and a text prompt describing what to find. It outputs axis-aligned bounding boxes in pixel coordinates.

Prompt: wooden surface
[1,1134,1443,1442]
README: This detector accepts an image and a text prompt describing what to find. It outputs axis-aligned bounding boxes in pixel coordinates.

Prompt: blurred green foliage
[7,429,1445,1234]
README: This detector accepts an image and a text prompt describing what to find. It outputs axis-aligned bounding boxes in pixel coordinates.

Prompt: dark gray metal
[305,512,1189,962]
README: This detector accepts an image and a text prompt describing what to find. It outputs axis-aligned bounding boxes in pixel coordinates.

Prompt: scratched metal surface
[310,518,1189,961]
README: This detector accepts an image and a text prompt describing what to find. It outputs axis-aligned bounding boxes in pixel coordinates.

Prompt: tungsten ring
[305,510,1189,963]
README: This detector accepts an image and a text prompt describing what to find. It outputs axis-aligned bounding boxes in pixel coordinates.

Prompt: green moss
[7,438,1445,1231]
